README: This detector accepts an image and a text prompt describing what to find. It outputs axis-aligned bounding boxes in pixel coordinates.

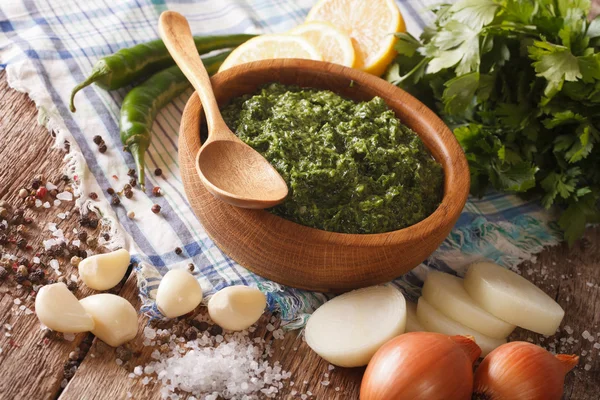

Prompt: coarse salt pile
[139,326,292,400]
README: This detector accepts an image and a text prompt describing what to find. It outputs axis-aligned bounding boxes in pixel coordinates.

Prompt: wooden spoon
[158,11,288,209]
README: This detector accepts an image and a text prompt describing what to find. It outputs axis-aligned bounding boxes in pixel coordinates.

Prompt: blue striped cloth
[0,0,560,327]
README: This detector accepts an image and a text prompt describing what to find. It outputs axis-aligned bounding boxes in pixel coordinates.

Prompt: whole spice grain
[86,237,98,248]
[188,263,194,272]
[78,231,88,242]
[154,168,162,176]
[184,327,198,341]
[29,269,45,283]
[24,217,33,225]
[127,211,135,219]
[0,234,8,245]
[152,187,162,196]
[49,189,58,198]
[0,208,7,218]
[111,195,120,206]
[70,256,82,267]
[124,190,133,199]
[191,320,209,332]
[151,204,161,214]
[116,345,133,362]
[107,188,115,196]
[0,266,8,280]
[89,192,98,200]
[31,178,41,190]
[123,184,132,192]
[16,224,27,236]
[24,196,36,208]
[61,174,70,183]
[36,187,48,199]
[16,265,28,276]
[18,188,28,199]
[93,135,103,145]
[98,143,107,154]
[103,233,110,241]
[209,325,223,336]
[89,218,98,229]
[174,247,182,255]
[16,238,27,249]
[67,280,78,292]
[129,178,137,187]
[127,168,136,177]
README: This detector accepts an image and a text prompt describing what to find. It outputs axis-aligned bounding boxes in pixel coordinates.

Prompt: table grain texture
[1,46,600,400]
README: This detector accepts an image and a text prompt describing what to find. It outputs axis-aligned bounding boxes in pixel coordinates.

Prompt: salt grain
[116,358,123,366]
[57,191,73,201]
[33,257,40,264]
[57,213,66,220]
[63,333,76,342]
[46,182,58,191]
[43,201,51,209]
[13,299,21,305]
[565,326,574,335]
[35,199,42,208]
[584,364,592,371]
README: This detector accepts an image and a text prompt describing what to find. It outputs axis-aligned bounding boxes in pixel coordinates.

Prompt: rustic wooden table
[0,68,599,400]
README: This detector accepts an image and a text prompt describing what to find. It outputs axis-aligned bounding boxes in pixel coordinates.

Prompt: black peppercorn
[154,168,162,176]
[191,320,209,332]
[78,231,88,242]
[31,178,41,190]
[61,174,70,183]
[103,233,110,241]
[175,247,182,255]
[16,238,27,249]
[29,269,45,283]
[107,187,115,196]
[89,218,98,229]
[67,280,78,292]
[115,345,133,362]
[152,187,162,196]
[184,327,198,341]
[24,217,33,225]
[124,190,133,199]
[89,192,98,201]
[0,234,7,245]
[127,168,136,177]
[129,178,137,187]
[151,204,161,214]
[111,195,120,206]
[209,325,223,336]
[93,135,103,145]
[98,143,107,153]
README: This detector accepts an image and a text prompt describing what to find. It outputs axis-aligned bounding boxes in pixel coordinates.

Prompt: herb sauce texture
[221,83,443,234]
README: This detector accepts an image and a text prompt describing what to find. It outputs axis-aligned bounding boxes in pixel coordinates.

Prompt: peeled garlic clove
[156,269,202,318]
[305,286,406,367]
[417,297,505,357]
[464,262,565,336]
[35,282,95,333]
[405,301,424,332]
[208,285,266,331]
[79,294,138,347]
[78,248,131,291]
[422,271,515,338]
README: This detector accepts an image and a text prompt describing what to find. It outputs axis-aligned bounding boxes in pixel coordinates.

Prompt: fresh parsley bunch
[387,0,600,244]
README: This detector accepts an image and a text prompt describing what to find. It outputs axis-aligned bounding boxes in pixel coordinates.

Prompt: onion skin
[473,341,579,400]
[360,332,480,400]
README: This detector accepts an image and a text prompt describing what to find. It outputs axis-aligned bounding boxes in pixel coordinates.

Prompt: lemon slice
[289,22,355,67]
[218,34,322,72]
[306,0,405,76]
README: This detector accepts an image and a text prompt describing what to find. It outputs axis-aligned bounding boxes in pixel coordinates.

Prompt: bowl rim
[187,58,470,247]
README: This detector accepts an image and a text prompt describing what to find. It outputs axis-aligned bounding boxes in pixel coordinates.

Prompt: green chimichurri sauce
[220,83,444,234]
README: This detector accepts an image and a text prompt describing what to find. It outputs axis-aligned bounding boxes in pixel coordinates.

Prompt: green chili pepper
[70,34,255,112]
[120,50,231,191]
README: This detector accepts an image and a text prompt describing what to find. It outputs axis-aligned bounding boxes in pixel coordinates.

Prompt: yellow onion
[360,332,481,400]
[473,341,579,400]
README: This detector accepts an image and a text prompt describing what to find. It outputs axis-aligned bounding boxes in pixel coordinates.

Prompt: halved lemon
[218,34,322,72]
[306,0,405,76]
[289,21,355,68]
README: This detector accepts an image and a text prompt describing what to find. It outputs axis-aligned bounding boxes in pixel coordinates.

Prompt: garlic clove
[156,269,202,318]
[35,282,95,333]
[78,248,131,291]
[464,262,565,336]
[79,294,138,347]
[405,301,425,332]
[305,285,407,367]
[417,297,505,357]
[207,286,266,331]
[422,271,515,338]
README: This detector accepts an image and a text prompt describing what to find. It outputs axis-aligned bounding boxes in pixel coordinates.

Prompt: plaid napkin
[0,0,560,327]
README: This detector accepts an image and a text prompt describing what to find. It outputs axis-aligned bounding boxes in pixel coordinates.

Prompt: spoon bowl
[197,140,288,208]
[159,11,288,209]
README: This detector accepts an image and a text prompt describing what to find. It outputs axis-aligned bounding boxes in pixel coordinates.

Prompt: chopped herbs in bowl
[220,83,443,234]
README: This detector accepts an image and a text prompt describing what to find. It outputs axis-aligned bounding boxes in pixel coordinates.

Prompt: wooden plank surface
[0,65,599,400]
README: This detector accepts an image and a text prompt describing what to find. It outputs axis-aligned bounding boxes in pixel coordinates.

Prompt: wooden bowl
[179,59,469,292]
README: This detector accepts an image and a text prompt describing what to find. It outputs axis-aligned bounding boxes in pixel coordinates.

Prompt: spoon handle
[158,11,228,137]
